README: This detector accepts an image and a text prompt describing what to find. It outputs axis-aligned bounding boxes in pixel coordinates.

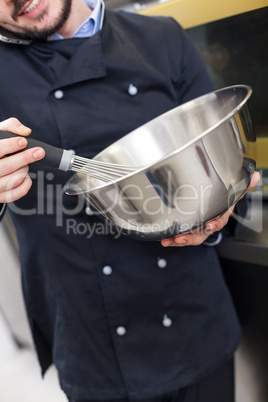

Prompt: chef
[0,0,259,401]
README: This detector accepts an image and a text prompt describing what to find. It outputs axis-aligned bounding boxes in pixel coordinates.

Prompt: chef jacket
[0,10,241,401]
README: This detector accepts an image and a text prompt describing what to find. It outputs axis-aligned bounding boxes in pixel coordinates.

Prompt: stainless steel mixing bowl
[65,85,256,240]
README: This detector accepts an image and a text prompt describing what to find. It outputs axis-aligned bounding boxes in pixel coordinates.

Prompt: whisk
[70,154,138,182]
[0,130,138,182]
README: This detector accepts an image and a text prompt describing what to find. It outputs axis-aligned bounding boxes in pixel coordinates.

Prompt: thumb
[246,171,260,193]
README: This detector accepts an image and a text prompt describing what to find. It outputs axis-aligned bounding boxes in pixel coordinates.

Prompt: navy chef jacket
[0,10,241,401]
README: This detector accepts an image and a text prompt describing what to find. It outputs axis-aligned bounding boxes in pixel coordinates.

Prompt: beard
[10,0,72,40]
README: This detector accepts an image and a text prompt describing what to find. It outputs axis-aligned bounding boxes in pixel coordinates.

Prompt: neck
[57,0,92,39]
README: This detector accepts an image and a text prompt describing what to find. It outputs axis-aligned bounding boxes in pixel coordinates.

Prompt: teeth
[24,0,41,13]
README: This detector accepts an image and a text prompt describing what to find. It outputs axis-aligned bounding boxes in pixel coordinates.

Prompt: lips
[18,0,41,15]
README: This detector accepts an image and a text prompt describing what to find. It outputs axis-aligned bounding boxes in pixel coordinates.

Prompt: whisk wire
[70,155,138,182]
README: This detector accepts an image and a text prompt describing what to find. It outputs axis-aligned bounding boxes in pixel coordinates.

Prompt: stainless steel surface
[65,85,256,240]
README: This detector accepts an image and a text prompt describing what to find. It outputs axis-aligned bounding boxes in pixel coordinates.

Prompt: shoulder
[103,10,190,67]
[104,10,184,41]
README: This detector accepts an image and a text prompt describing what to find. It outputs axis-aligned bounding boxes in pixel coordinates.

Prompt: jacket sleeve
[167,17,214,103]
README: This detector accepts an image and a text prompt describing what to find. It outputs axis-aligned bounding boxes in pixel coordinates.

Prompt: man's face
[0,0,72,40]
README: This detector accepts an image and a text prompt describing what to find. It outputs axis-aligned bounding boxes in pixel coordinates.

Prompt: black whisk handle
[0,130,73,171]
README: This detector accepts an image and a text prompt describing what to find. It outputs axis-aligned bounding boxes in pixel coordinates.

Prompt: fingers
[0,117,32,136]
[161,230,211,247]
[0,118,45,203]
[161,206,235,248]
[0,145,45,175]
[0,174,33,203]
[205,206,234,233]
[246,171,260,192]
[0,148,44,203]
[0,166,29,192]
[0,136,28,158]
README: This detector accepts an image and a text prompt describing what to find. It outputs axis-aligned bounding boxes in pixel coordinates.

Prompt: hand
[0,118,45,203]
[161,171,261,247]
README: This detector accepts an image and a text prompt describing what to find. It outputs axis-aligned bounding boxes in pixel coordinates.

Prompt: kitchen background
[0,1,267,401]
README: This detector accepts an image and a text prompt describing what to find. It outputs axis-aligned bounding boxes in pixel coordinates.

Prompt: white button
[46,173,54,181]
[54,89,64,99]
[102,265,113,275]
[68,149,76,155]
[157,258,167,269]
[116,326,126,336]
[85,206,94,216]
[162,315,172,328]
[128,83,138,96]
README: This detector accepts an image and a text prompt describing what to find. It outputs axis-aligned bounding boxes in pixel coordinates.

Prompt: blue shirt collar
[52,0,104,40]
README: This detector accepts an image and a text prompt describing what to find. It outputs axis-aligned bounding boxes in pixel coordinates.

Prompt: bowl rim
[65,84,253,195]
